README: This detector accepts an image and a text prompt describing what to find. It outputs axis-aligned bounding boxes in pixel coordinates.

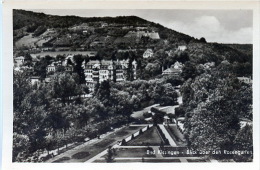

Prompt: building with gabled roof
[143,49,153,58]
[237,76,252,84]
[162,61,183,77]
[83,59,137,91]
[30,76,41,86]
[14,56,25,66]
[177,45,187,51]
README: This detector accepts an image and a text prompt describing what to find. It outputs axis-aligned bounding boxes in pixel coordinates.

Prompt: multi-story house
[46,62,58,73]
[14,56,25,67]
[177,45,187,51]
[143,49,154,58]
[162,61,183,77]
[237,76,252,84]
[82,59,137,91]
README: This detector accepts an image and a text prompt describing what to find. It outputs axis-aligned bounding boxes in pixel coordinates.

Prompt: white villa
[162,61,183,76]
[237,76,252,84]
[30,76,41,86]
[143,49,154,58]
[14,56,25,66]
[177,45,187,51]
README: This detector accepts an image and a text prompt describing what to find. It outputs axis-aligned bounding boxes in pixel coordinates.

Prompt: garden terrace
[47,125,144,163]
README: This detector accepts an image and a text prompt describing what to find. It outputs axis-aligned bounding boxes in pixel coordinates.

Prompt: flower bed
[71,152,90,159]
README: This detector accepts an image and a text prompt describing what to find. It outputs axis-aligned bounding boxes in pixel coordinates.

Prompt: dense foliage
[181,61,252,159]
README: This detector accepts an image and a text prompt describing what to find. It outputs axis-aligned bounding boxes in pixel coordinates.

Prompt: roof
[15,56,25,60]
[177,117,185,121]
[163,67,182,73]
[144,49,153,53]
[164,115,170,119]
[86,60,129,66]
[86,60,101,65]
[101,60,113,65]
[145,117,153,121]
[172,61,183,68]
[47,62,57,67]
[30,76,40,79]
[237,76,251,80]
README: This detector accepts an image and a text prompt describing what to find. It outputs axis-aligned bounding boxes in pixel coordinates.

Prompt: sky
[31,9,253,44]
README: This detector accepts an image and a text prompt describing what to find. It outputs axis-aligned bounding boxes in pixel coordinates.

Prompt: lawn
[114,126,142,137]
[95,138,116,148]
[71,152,90,159]
[36,37,52,46]
[15,33,40,48]
[127,126,163,146]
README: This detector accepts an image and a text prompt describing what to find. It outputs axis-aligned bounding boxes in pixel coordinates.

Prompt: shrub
[139,129,143,134]
[143,112,152,118]
[121,139,127,146]
[33,26,47,37]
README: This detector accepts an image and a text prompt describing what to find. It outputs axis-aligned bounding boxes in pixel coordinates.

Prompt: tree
[33,56,53,79]
[73,54,86,84]
[13,71,31,110]
[13,133,30,161]
[44,134,56,156]
[96,80,111,106]
[84,97,106,120]
[105,146,116,162]
[187,98,240,159]
[56,65,65,72]
[144,62,161,78]
[233,124,253,162]
[48,73,82,104]
[175,106,185,118]
[109,88,133,118]
[182,65,249,159]
[159,83,178,106]
[181,61,198,80]
[23,53,33,66]
[199,37,207,43]
[24,53,32,61]
[56,54,66,62]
